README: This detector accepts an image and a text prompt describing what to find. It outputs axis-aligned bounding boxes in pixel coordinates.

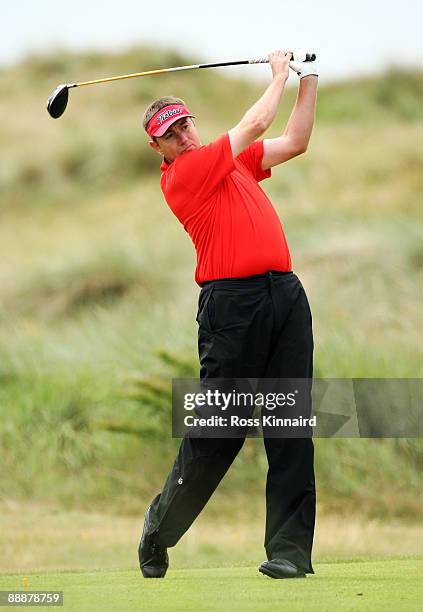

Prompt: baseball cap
[146,104,195,138]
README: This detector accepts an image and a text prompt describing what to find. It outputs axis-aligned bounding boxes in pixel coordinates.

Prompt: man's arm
[228,50,291,159]
[262,73,318,170]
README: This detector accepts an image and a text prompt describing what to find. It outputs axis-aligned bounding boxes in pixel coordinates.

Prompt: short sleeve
[172,133,236,200]
[235,140,271,182]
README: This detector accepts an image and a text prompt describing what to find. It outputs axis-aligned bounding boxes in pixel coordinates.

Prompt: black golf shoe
[259,558,306,579]
[138,505,169,578]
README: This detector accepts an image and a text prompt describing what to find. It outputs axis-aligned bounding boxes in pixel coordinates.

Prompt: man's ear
[149,140,162,155]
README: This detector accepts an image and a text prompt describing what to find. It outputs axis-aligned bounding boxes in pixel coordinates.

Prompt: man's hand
[268,50,293,82]
[289,59,319,79]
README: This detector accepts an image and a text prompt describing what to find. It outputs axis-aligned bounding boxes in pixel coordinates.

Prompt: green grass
[2,503,423,574]
[1,560,422,611]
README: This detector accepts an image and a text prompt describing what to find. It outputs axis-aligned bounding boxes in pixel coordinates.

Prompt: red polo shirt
[160,133,292,285]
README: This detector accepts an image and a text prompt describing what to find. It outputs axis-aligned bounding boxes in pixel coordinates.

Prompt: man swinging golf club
[139,49,318,580]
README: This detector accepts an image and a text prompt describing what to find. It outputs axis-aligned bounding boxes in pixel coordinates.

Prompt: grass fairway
[1,559,422,611]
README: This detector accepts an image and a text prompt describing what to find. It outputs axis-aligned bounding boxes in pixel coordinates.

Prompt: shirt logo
[157,108,182,125]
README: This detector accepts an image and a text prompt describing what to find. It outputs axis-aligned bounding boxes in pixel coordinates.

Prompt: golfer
[139,50,318,580]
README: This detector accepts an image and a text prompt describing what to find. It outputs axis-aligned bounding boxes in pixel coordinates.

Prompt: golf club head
[47,84,69,118]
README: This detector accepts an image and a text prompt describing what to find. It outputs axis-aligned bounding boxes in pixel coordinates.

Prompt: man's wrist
[299,74,319,82]
[272,75,288,88]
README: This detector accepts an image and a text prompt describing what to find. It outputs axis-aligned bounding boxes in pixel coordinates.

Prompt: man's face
[149,117,202,163]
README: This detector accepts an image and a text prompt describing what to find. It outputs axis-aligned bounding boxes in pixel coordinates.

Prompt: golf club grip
[250,52,316,64]
[199,53,316,70]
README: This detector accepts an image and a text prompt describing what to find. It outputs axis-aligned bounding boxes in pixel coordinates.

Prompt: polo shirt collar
[160,158,172,172]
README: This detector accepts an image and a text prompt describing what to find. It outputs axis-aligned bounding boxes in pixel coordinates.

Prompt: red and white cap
[146,104,195,138]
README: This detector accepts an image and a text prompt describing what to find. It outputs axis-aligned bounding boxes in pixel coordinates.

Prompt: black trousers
[147,271,316,573]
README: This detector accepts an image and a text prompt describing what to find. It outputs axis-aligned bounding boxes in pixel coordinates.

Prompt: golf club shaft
[71,54,316,88]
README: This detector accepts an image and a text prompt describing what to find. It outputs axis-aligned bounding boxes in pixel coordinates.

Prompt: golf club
[47,51,317,119]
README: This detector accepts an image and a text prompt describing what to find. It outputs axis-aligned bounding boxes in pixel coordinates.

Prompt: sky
[3,0,423,82]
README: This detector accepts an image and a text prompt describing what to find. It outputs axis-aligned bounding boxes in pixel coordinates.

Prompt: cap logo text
[157,108,182,125]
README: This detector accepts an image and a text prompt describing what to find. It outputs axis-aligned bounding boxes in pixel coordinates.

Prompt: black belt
[201,270,293,287]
